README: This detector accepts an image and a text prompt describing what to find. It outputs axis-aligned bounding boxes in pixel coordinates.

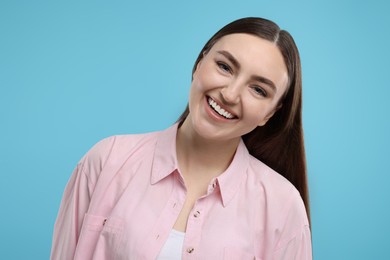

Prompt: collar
[150,124,180,185]
[150,124,250,207]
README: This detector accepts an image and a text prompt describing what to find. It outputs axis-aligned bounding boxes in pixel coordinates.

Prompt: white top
[157,229,185,260]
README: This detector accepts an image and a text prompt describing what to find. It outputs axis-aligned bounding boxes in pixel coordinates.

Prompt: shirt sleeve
[50,164,91,260]
[50,137,115,260]
[271,188,312,260]
[272,225,312,260]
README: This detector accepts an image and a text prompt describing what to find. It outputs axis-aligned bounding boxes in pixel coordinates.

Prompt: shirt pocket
[223,247,261,260]
[74,214,125,260]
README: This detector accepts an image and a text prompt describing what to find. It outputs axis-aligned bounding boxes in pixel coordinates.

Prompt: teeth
[208,97,235,119]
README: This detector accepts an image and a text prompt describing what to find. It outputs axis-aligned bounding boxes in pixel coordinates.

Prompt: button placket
[139,183,186,260]
[182,199,207,258]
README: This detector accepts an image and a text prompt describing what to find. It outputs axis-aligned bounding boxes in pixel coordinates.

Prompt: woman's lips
[205,96,238,120]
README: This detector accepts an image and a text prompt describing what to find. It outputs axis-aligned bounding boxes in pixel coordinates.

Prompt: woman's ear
[193,61,202,78]
[194,55,206,75]
[195,59,202,71]
[196,51,208,69]
[193,50,209,79]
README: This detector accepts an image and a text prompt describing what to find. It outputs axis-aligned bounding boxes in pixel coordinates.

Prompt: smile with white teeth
[207,97,235,119]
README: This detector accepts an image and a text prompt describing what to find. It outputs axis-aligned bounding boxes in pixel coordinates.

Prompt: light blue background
[1,0,389,259]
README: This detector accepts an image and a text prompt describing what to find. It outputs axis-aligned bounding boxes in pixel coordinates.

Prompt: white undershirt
[156,229,185,260]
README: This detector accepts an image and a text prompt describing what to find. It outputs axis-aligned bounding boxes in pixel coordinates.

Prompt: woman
[51,17,312,259]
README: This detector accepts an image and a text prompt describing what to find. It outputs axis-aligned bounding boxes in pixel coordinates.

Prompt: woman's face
[186,33,289,142]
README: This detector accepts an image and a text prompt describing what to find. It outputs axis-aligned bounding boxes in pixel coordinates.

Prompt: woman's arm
[271,189,312,260]
[50,137,115,260]
[50,163,92,260]
[272,225,312,259]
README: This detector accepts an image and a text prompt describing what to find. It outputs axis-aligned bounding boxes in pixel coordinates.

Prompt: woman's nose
[220,83,241,105]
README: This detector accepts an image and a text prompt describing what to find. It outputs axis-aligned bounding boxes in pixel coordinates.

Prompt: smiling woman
[184,33,288,142]
[51,17,312,260]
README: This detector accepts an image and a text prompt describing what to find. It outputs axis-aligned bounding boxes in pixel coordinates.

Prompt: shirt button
[193,210,200,218]
[212,183,216,188]
[187,247,194,253]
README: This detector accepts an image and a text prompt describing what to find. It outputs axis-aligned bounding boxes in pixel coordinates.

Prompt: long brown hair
[177,17,310,222]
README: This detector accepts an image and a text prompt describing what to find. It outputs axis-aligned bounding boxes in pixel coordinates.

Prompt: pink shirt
[51,124,312,259]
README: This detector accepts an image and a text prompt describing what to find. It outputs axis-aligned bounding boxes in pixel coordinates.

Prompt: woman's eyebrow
[217,50,240,69]
[217,50,277,93]
[253,76,277,93]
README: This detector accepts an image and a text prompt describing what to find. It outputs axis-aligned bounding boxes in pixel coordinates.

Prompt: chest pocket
[224,247,261,260]
[74,214,124,260]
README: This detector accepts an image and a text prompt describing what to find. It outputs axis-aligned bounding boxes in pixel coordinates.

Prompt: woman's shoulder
[246,155,308,223]
[77,130,161,182]
[245,156,310,248]
[105,130,161,154]
[246,155,297,196]
[83,130,159,160]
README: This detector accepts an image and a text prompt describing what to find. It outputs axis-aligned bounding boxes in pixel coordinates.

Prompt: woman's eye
[252,86,267,97]
[217,62,232,73]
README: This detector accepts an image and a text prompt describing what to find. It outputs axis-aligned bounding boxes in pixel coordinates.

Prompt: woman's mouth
[207,97,237,119]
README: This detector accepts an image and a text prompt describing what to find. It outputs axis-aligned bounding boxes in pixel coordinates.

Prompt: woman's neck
[176,120,240,182]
